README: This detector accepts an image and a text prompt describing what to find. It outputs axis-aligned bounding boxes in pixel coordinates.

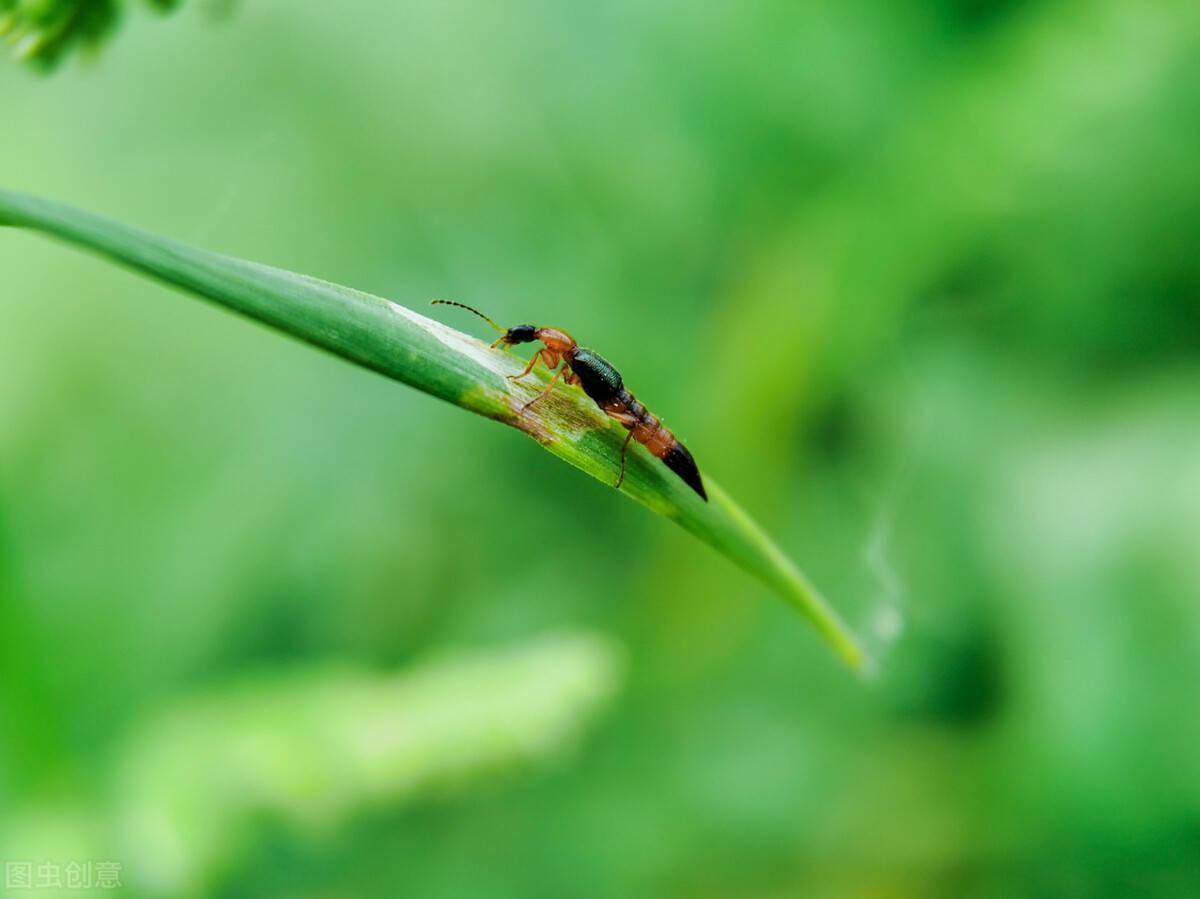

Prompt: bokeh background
[2,0,1200,895]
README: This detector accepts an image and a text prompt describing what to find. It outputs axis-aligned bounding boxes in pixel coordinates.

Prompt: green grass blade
[0,188,867,672]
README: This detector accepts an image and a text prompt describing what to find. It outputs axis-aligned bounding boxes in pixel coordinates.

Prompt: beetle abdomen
[569,347,706,501]
[606,389,707,501]
[661,441,706,500]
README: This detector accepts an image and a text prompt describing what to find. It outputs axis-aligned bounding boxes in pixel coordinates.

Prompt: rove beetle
[432,300,707,501]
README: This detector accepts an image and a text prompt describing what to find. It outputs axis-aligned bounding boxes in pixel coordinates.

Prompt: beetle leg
[508,351,542,382]
[520,362,567,411]
[508,348,560,383]
[614,428,636,489]
[602,409,639,489]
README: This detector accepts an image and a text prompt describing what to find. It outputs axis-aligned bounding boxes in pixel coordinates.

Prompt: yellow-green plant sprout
[0,188,867,671]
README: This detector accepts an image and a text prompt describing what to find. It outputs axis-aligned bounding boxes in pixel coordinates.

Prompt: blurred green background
[2,0,1200,896]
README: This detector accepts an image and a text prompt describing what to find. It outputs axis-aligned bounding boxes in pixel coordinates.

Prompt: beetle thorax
[535,327,576,355]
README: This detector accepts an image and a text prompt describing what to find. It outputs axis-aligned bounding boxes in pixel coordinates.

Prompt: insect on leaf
[0,189,868,672]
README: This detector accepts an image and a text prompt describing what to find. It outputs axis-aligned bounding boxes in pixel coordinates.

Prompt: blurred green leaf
[1,0,189,69]
[0,188,867,671]
[2,0,116,69]
[115,632,621,893]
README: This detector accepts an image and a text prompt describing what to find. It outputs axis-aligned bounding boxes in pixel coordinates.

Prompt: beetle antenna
[431,299,506,334]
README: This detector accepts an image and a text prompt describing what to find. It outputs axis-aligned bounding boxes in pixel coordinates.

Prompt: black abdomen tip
[663,443,707,501]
